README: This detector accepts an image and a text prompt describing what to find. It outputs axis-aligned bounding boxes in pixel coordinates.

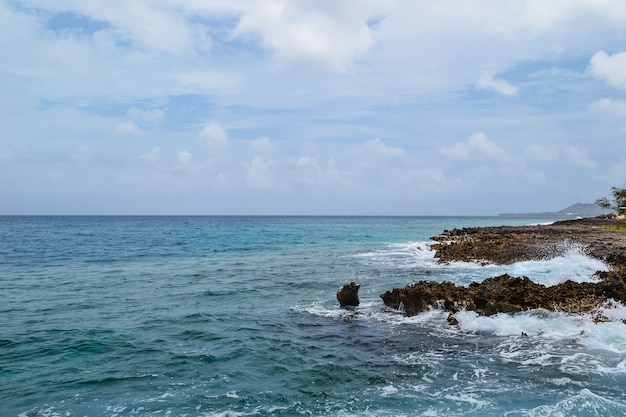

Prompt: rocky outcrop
[379,217,626,320]
[430,217,626,266]
[380,272,626,318]
[337,282,360,307]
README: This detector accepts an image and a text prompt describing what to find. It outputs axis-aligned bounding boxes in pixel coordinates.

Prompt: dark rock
[447,313,459,325]
[380,280,463,316]
[337,282,360,307]
[381,272,626,318]
[380,217,626,320]
[380,274,552,317]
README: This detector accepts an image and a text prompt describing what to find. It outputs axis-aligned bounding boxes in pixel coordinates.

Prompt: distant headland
[498,202,612,218]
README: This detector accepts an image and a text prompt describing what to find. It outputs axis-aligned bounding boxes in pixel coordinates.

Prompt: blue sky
[2,0,626,215]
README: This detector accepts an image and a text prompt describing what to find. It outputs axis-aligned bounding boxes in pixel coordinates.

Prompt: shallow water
[1,216,625,416]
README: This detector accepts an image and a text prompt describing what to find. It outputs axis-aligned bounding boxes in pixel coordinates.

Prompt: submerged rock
[337,282,360,307]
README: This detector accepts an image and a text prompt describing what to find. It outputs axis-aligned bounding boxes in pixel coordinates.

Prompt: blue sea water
[1,216,626,417]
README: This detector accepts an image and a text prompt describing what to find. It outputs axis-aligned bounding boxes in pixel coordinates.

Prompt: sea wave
[354,240,608,287]
[509,388,626,417]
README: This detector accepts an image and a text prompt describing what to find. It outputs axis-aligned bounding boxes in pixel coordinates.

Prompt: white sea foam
[515,388,626,416]
[528,221,557,226]
[380,384,399,396]
[354,241,439,270]
[454,304,626,375]
[443,392,489,410]
[301,298,626,377]
[19,408,63,417]
[355,240,608,288]
[455,310,581,338]
[440,244,608,287]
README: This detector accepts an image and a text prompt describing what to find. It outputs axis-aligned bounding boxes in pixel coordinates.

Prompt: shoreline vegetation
[340,216,626,323]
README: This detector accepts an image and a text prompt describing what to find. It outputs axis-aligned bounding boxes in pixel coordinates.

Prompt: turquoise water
[2,216,626,416]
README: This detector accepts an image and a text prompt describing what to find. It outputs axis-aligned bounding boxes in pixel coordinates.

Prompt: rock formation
[337,282,360,307]
[379,217,626,320]
[430,217,626,267]
[380,272,626,318]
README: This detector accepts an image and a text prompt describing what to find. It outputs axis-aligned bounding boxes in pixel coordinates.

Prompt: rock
[447,313,459,326]
[380,274,549,317]
[429,217,626,266]
[380,273,626,318]
[337,282,360,307]
[380,217,626,320]
[380,280,463,316]
[332,218,626,320]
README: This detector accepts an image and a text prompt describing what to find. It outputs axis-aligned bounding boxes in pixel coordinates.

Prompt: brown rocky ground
[379,217,626,320]
[430,217,626,270]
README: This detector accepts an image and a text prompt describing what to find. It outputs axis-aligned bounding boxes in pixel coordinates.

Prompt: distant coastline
[498,202,612,218]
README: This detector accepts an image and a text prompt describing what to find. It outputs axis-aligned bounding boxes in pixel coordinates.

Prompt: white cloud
[175,71,242,93]
[589,51,626,92]
[246,157,275,188]
[233,0,384,71]
[385,167,455,192]
[40,1,209,54]
[364,138,405,158]
[127,107,166,123]
[296,156,319,169]
[250,137,275,154]
[601,158,626,184]
[199,122,228,154]
[524,144,558,162]
[140,147,161,161]
[477,71,518,96]
[5,1,626,214]
[441,132,505,160]
[294,156,323,187]
[590,98,626,118]
[566,146,596,168]
[115,120,142,136]
[177,151,192,164]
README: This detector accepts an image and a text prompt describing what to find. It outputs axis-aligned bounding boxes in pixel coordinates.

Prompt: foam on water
[354,241,438,269]
[299,285,626,392]
[510,389,626,417]
[355,240,609,288]
[474,243,609,287]
[4,216,625,417]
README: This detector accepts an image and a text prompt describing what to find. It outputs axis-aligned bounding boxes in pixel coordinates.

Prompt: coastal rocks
[380,274,549,317]
[380,273,626,318]
[380,280,464,317]
[430,217,626,266]
[337,282,360,307]
[380,217,626,320]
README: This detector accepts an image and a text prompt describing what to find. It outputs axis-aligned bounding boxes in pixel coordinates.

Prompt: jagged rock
[337,282,360,307]
[380,218,626,319]
[381,273,626,318]
[380,280,463,316]
[430,217,626,266]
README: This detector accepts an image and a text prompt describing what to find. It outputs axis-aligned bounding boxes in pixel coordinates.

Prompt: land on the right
[380,216,626,321]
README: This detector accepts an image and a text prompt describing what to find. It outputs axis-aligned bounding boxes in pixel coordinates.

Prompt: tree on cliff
[596,186,626,214]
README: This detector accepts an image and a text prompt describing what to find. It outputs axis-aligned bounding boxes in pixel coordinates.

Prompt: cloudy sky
[2,0,626,215]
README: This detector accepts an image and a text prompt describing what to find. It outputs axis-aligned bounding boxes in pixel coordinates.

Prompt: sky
[2,0,626,215]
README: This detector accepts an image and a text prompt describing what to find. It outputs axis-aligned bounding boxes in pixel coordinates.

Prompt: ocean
[1,216,625,417]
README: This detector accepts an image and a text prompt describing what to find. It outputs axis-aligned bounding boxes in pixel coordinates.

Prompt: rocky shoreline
[429,217,626,269]
[339,217,626,322]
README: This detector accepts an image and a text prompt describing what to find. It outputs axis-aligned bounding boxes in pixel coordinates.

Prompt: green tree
[596,186,626,214]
